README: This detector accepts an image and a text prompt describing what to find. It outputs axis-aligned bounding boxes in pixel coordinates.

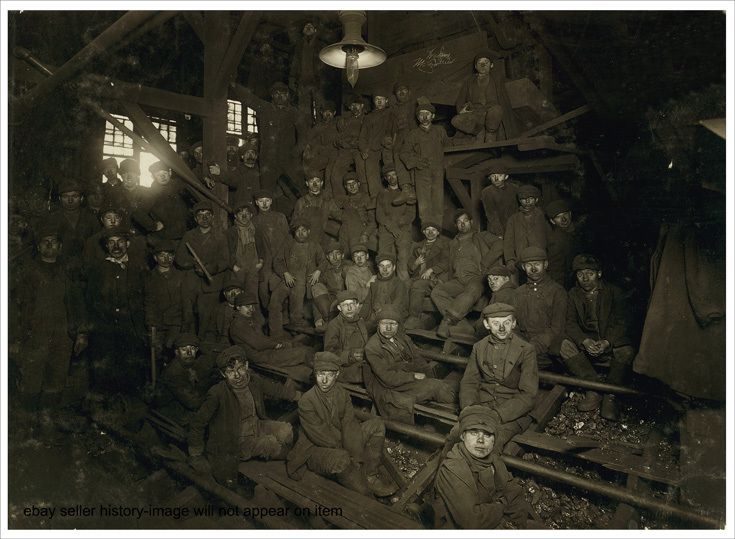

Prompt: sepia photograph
[2,1,732,534]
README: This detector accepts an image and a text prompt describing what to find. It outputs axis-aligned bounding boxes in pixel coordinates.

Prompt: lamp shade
[319,11,386,87]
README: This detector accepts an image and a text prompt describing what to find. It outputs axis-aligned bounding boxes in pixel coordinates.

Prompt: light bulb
[345,50,359,87]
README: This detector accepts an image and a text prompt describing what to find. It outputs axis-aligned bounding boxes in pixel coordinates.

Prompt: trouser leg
[414,171,433,225]
[395,232,413,281]
[430,279,464,317]
[430,167,444,222]
[447,279,485,320]
[409,279,433,317]
[268,283,289,334]
[364,150,383,199]
[289,276,307,323]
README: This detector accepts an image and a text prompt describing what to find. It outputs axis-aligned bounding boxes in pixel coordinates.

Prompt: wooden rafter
[183,11,205,42]
[214,13,261,94]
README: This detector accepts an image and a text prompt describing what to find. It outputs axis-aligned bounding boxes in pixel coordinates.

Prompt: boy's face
[383,171,399,188]
[352,251,368,267]
[373,96,388,110]
[154,250,174,269]
[294,225,310,242]
[377,260,395,279]
[474,57,492,75]
[103,165,119,182]
[195,209,214,228]
[122,173,139,190]
[224,287,243,304]
[315,370,339,392]
[394,86,410,103]
[483,314,516,340]
[378,319,399,339]
[522,260,548,281]
[175,345,198,366]
[101,211,122,229]
[519,196,538,211]
[271,89,289,106]
[488,173,508,188]
[38,235,62,260]
[349,102,365,117]
[551,211,572,229]
[236,303,256,317]
[60,191,82,212]
[337,299,360,320]
[255,197,272,212]
[306,177,323,194]
[416,110,434,127]
[321,109,336,122]
[235,207,253,225]
[153,169,171,185]
[242,149,258,166]
[576,269,602,292]
[487,274,510,292]
[326,249,344,267]
[222,359,249,389]
[423,226,440,241]
[344,178,360,195]
[461,429,495,458]
[455,214,472,234]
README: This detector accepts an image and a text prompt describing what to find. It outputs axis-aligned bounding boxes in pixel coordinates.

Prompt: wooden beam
[79,74,211,117]
[16,11,157,110]
[183,11,205,42]
[446,177,479,223]
[214,13,261,94]
[447,154,581,179]
[517,104,592,138]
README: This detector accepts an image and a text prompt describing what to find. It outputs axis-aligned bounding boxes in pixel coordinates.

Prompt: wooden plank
[517,139,585,154]
[214,13,261,93]
[393,449,442,512]
[183,11,205,42]
[518,104,592,138]
[446,178,476,222]
[405,328,476,347]
[239,461,420,529]
[445,136,549,154]
[531,384,567,432]
[448,153,581,178]
[382,448,407,490]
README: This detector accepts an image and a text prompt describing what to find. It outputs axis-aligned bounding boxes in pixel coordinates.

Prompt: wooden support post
[183,11,205,42]
[214,13,261,94]
[203,12,232,230]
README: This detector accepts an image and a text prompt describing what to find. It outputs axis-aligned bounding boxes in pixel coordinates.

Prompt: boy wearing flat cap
[503,184,549,273]
[332,96,368,196]
[433,405,531,529]
[399,96,449,224]
[311,240,347,332]
[375,163,416,280]
[252,190,290,309]
[50,178,100,261]
[287,352,396,497]
[405,221,451,330]
[364,306,455,423]
[336,171,377,254]
[560,255,635,420]
[545,198,583,289]
[292,170,342,249]
[480,171,519,237]
[513,247,568,369]
[324,290,369,384]
[360,252,409,327]
[188,345,299,487]
[460,303,538,447]
[359,89,399,198]
[344,243,376,303]
[268,219,326,336]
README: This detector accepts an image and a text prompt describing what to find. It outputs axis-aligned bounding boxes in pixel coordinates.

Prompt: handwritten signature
[413,46,456,73]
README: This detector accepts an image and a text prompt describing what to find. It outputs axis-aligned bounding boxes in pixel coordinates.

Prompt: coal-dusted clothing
[480,182,519,237]
[546,225,580,288]
[324,315,369,384]
[400,124,448,223]
[566,281,631,348]
[407,236,451,317]
[132,180,191,239]
[253,209,290,306]
[503,208,550,268]
[49,208,100,261]
[155,355,218,426]
[82,229,147,268]
[292,193,342,248]
[144,266,189,346]
[336,192,376,253]
[287,383,384,479]
[361,274,409,325]
[515,277,567,360]
[229,313,312,368]
[220,164,261,207]
[375,186,416,280]
[226,223,260,296]
[344,264,374,303]
[364,331,455,423]
[434,443,527,529]
[188,376,297,484]
[459,333,538,420]
[359,108,398,197]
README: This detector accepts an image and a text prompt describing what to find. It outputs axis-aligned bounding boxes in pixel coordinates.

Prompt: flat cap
[35,225,61,241]
[459,405,498,434]
[233,191,255,212]
[342,171,359,183]
[101,226,130,239]
[174,333,199,349]
[545,199,571,219]
[57,179,82,194]
[453,208,472,222]
[119,158,140,175]
[487,265,512,277]
[474,49,500,64]
[193,200,214,213]
[381,163,396,175]
[572,254,601,272]
[290,217,311,231]
[517,184,541,199]
[148,161,170,174]
[189,141,203,151]
[481,302,515,318]
[226,135,241,147]
[150,237,177,253]
[351,243,368,255]
[101,157,118,168]
[519,246,548,263]
[304,169,323,180]
[234,290,259,306]
[375,252,396,264]
[222,272,244,291]
[324,240,343,254]
[216,345,247,369]
[416,96,435,114]
[393,81,409,94]
[331,289,360,310]
[270,81,289,92]
[313,351,341,372]
[377,305,401,323]
[99,204,123,218]
[253,189,273,201]
[422,221,441,232]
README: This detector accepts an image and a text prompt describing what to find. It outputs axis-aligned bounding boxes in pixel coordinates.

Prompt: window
[101,114,177,188]
[246,106,258,134]
[227,99,258,136]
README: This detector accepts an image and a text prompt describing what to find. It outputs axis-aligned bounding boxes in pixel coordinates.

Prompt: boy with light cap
[480,171,519,237]
[513,246,568,369]
[188,345,299,486]
[310,240,347,332]
[405,220,451,330]
[268,218,326,336]
[375,163,416,280]
[399,97,449,224]
[360,252,409,326]
[287,352,396,497]
[433,405,531,529]
[364,306,455,423]
[560,255,635,420]
[230,292,314,370]
[503,184,549,272]
[460,303,538,447]
[451,50,516,143]
[336,171,377,254]
[132,160,190,241]
[344,243,376,302]
[324,289,369,384]
[359,88,398,198]
[252,189,290,309]
[155,333,218,426]
[82,204,146,267]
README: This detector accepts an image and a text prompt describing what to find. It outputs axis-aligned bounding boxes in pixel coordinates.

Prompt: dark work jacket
[175,227,230,293]
[515,277,567,356]
[480,182,519,237]
[459,333,538,420]
[323,315,369,367]
[253,210,291,271]
[503,208,550,267]
[409,236,451,280]
[566,281,631,348]
[155,355,218,426]
[49,208,100,261]
[132,180,191,239]
[361,275,409,322]
[144,267,189,331]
